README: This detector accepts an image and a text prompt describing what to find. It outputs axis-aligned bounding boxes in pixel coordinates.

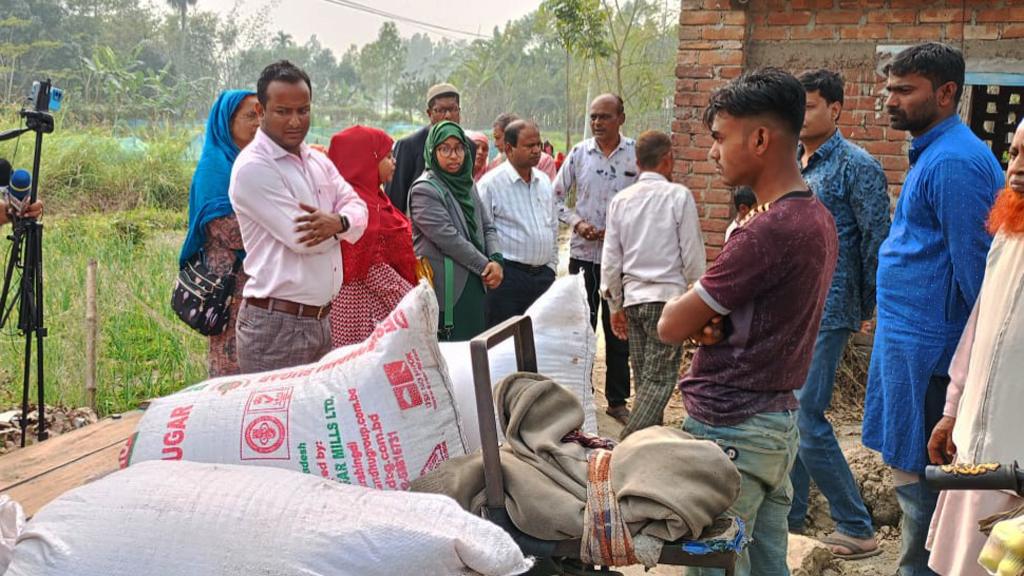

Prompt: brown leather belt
[245,297,331,319]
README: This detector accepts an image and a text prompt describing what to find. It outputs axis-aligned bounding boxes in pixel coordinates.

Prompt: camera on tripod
[22,79,61,135]
[0,77,61,445]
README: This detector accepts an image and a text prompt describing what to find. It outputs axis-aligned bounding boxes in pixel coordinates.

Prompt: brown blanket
[412,372,740,542]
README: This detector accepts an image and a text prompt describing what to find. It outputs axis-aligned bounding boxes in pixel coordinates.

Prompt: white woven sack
[443,274,598,451]
[5,460,533,576]
[123,282,468,490]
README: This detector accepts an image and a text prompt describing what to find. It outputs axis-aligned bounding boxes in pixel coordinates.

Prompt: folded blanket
[412,372,740,542]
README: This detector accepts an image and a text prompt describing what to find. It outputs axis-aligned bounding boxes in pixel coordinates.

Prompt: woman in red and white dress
[326,126,418,347]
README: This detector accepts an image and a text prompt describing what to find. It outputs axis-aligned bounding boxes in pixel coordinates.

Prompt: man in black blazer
[386,83,474,214]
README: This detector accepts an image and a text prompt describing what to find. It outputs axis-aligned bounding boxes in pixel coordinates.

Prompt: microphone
[0,159,11,190]
[7,169,31,216]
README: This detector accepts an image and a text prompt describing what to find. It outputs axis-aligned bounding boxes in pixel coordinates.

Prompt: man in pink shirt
[229,60,368,373]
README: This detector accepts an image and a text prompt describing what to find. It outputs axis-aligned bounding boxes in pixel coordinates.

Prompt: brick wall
[674,0,1024,261]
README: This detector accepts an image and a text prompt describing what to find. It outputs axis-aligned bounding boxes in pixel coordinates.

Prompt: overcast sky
[197,0,545,55]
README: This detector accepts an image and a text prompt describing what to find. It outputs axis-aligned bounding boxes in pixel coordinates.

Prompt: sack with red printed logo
[122,282,468,490]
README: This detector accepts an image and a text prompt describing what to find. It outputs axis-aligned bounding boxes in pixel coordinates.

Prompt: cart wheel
[551,557,625,576]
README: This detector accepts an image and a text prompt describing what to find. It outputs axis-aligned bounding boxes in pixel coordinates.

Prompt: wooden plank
[0,411,141,490]
[3,442,125,517]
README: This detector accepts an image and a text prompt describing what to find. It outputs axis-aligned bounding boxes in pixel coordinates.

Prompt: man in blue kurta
[863,42,1003,576]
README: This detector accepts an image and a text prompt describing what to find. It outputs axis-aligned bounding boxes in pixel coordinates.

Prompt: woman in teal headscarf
[408,121,503,341]
[179,89,259,376]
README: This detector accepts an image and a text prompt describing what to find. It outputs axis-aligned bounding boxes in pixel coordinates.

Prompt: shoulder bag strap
[414,176,457,336]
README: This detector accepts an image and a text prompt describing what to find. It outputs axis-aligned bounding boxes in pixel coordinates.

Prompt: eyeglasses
[436,144,466,158]
[431,105,461,116]
[239,111,259,123]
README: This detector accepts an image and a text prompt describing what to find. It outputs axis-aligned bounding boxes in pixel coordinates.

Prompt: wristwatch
[338,214,350,234]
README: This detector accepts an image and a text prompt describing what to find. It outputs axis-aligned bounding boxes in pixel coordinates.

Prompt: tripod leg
[20,329,31,448]
[34,224,45,441]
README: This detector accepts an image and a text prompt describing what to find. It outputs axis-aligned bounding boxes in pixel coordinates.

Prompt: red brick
[700,218,731,233]
[683,11,724,25]
[704,189,732,204]
[678,146,710,161]
[707,204,732,219]
[705,246,722,261]
[749,26,789,41]
[891,24,943,41]
[683,175,710,190]
[679,26,701,40]
[866,10,916,24]
[705,231,726,246]
[920,8,965,23]
[880,155,906,170]
[678,41,721,50]
[790,0,837,8]
[839,24,890,40]
[677,51,699,65]
[703,25,745,40]
[964,24,1000,40]
[791,25,837,40]
[849,126,885,140]
[815,11,863,25]
[977,8,1024,22]
[1002,24,1024,39]
[767,11,813,26]
[698,50,743,66]
[861,140,907,156]
[693,161,719,175]
[677,65,715,79]
[719,66,743,79]
[722,12,746,25]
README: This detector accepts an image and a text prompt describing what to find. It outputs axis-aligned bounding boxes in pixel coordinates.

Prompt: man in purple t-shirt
[658,68,838,576]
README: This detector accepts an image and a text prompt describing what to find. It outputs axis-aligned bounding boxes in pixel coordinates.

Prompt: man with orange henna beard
[923,119,1024,575]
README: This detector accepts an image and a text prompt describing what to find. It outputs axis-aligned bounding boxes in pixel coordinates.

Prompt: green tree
[166,0,197,33]
[359,22,404,118]
[540,0,610,147]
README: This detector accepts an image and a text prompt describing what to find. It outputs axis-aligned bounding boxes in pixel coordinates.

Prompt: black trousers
[570,258,631,407]
[485,261,556,328]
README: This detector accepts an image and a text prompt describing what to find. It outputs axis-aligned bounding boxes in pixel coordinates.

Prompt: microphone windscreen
[10,169,31,199]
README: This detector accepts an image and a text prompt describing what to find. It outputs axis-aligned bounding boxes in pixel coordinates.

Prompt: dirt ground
[587,326,902,576]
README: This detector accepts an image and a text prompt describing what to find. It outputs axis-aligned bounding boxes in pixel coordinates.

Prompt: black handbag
[171,252,242,336]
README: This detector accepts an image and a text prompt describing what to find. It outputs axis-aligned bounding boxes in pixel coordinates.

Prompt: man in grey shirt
[554,93,638,425]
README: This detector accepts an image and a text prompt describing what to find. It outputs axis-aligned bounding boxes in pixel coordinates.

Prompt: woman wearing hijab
[179,89,260,377]
[326,125,418,347]
[466,130,490,182]
[408,121,503,341]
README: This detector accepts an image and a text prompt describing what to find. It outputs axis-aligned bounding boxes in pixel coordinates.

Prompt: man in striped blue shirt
[477,119,559,327]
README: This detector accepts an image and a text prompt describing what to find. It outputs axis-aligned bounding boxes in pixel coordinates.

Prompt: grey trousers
[235,300,332,374]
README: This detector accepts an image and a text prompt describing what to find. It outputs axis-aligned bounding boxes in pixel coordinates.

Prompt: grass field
[0,210,205,415]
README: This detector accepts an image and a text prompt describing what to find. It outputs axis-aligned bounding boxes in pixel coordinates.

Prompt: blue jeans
[895,478,939,576]
[788,328,874,539]
[683,411,799,576]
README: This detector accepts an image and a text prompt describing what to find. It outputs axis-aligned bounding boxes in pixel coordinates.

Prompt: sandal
[819,532,882,561]
[605,405,630,426]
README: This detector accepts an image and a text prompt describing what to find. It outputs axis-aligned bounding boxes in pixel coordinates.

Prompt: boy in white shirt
[724,186,756,243]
